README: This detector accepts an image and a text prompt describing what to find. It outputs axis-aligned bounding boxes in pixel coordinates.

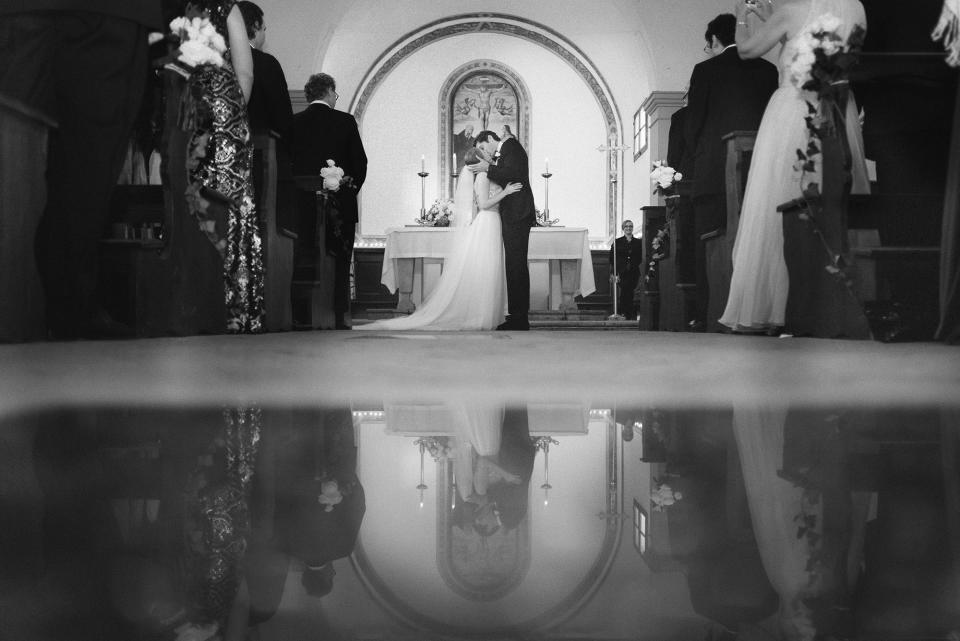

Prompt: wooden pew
[700,131,757,333]
[251,131,296,332]
[290,177,338,329]
[657,184,697,331]
[0,94,55,342]
[639,205,666,330]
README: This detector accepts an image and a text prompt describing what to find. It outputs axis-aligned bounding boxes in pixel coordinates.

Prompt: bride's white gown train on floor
[357,168,506,331]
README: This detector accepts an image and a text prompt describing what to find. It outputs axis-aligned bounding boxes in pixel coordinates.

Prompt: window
[633,108,648,160]
[633,499,648,554]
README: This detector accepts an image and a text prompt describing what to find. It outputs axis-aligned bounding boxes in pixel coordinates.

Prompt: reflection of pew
[0,94,55,341]
[251,131,296,332]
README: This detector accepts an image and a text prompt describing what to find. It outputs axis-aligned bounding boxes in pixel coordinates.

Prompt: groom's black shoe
[496,316,530,331]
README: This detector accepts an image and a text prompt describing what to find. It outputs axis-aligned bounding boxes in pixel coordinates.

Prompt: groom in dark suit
[684,13,777,329]
[472,130,537,330]
[291,73,368,329]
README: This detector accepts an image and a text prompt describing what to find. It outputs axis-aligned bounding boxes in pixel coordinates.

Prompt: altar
[379,226,596,313]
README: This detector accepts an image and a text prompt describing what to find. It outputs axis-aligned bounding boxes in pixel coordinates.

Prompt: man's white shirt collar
[311,99,334,108]
[496,139,506,154]
[721,44,737,54]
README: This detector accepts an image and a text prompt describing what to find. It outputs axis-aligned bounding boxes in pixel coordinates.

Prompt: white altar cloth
[380,226,596,304]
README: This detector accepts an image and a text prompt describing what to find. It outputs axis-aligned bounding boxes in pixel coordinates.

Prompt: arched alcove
[350,13,624,239]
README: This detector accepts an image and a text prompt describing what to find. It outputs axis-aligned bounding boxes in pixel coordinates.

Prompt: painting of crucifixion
[450,72,520,174]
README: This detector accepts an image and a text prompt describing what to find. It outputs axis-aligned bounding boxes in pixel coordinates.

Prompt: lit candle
[453,152,457,169]
[421,155,425,172]
[545,157,550,173]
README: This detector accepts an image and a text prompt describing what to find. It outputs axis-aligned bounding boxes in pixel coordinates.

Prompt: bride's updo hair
[463,147,482,166]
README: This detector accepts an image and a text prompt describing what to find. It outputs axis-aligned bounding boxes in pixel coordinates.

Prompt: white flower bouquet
[788,13,864,91]
[650,160,682,197]
[650,482,683,512]
[417,198,455,226]
[168,16,227,71]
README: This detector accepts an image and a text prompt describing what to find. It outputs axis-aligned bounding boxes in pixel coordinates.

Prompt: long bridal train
[356,166,507,331]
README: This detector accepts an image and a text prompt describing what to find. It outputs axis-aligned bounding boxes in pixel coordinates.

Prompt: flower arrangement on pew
[650,478,683,512]
[318,159,356,255]
[644,225,670,285]
[650,160,683,198]
[416,198,455,227]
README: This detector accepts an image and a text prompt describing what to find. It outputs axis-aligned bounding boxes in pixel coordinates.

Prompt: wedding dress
[720,0,869,331]
[357,168,507,331]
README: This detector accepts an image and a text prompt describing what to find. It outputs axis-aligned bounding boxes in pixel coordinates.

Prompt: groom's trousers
[501,221,531,319]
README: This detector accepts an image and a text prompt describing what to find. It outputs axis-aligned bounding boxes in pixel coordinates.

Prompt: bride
[357,148,522,331]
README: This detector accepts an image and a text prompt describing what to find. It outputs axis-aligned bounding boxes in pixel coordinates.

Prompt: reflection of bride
[357,148,520,331]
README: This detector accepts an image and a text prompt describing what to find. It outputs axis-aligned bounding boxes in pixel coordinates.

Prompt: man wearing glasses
[291,73,368,329]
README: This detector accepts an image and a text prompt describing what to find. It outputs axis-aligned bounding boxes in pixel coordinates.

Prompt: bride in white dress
[719,0,870,332]
[357,148,521,331]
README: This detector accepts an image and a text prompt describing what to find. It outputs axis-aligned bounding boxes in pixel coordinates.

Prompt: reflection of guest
[246,409,366,626]
[0,3,162,338]
[609,219,642,320]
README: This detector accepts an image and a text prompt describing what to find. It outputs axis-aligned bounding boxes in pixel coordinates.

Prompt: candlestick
[418,168,429,218]
[541,170,553,224]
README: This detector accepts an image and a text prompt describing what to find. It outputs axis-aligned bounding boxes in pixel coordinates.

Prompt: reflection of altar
[379,227,596,313]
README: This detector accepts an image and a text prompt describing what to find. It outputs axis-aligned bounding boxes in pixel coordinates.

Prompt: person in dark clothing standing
[237,1,293,141]
[610,219,642,320]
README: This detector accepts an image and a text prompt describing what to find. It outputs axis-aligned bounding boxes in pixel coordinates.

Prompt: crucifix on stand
[598,135,630,321]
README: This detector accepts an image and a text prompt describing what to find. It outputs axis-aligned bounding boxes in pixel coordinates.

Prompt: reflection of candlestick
[453,153,457,170]
[416,439,428,509]
[418,169,429,218]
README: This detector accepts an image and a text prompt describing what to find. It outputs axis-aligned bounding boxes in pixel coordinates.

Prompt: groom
[471,130,536,330]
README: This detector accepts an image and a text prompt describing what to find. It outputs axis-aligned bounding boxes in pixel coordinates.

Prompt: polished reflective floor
[2,400,958,641]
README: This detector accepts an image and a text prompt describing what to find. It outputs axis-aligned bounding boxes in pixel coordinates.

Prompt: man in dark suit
[684,13,777,330]
[291,73,368,329]
[667,104,694,180]
[472,130,537,330]
[237,1,293,141]
[610,219,642,320]
[0,1,163,339]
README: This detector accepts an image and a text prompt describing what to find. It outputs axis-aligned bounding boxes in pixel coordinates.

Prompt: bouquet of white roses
[320,159,355,192]
[650,160,682,197]
[168,16,227,70]
[417,198,455,226]
[789,14,864,92]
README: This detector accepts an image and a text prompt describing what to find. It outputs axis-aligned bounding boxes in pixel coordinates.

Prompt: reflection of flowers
[317,479,343,512]
[650,160,683,197]
[651,479,683,512]
[417,198,455,227]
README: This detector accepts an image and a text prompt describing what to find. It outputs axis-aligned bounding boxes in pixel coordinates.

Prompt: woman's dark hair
[237,1,264,40]
[474,130,501,145]
[463,147,482,165]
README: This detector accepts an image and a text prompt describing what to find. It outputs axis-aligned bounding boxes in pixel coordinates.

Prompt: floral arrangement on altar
[536,208,560,227]
[644,225,669,284]
[416,198,455,226]
[164,15,227,78]
[650,478,683,512]
[650,160,683,198]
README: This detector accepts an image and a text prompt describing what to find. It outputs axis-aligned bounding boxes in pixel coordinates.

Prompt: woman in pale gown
[719,0,870,332]
[357,149,521,331]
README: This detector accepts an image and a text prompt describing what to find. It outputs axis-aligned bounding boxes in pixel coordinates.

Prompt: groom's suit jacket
[291,102,368,224]
[486,137,536,228]
[684,46,778,199]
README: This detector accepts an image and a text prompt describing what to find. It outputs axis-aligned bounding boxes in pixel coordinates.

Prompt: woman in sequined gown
[185,0,264,333]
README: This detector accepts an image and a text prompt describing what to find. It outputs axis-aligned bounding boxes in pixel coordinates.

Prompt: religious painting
[450,72,521,175]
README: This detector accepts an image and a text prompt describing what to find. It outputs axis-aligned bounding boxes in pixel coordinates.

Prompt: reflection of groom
[472,131,536,331]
